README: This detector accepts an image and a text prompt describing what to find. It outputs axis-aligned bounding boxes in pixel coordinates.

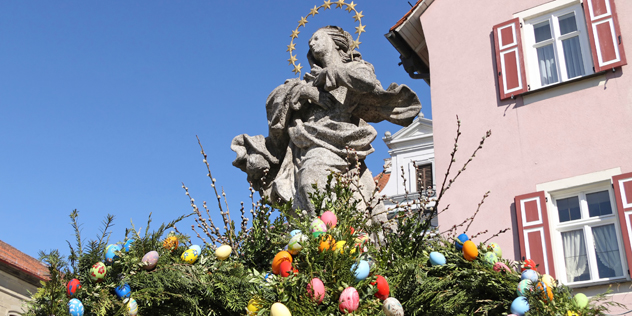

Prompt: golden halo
[287,0,365,76]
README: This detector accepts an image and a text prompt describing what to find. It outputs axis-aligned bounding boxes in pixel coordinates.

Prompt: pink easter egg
[339,287,360,313]
[321,211,337,228]
[307,278,326,304]
[493,262,512,273]
[142,251,159,270]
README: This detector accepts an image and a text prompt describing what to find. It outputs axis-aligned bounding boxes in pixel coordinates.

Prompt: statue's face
[309,30,336,59]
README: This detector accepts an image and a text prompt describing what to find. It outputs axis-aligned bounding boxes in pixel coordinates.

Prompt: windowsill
[564,276,628,289]
[521,70,609,97]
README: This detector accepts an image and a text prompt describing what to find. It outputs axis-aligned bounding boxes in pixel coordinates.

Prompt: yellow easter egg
[181,249,199,264]
[247,298,263,315]
[270,302,291,316]
[334,241,346,254]
[215,245,232,260]
[541,274,554,287]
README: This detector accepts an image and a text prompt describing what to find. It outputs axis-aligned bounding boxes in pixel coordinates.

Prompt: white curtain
[562,36,585,78]
[537,44,559,85]
[593,224,624,277]
[563,230,588,282]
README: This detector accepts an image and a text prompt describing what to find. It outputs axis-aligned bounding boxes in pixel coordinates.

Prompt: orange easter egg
[462,240,478,261]
[536,281,554,302]
[318,235,335,252]
[271,251,292,275]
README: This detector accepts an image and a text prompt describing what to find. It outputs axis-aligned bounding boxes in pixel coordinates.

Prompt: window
[416,163,433,194]
[551,184,626,284]
[523,4,594,89]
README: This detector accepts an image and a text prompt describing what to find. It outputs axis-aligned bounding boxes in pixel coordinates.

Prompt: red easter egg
[67,278,81,297]
[522,259,537,272]
[279,261,293,277]
[371,275,389,300]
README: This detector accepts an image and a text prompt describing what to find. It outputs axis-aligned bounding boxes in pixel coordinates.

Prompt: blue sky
[0,1,431,260]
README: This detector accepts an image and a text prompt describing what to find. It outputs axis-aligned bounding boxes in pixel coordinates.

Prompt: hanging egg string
[287,0,365,76]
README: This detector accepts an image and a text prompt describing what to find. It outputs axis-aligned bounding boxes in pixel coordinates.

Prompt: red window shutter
[514,192,556,278]
[493,18,528,100]
[583,0,627,72]
[612,172,632,276]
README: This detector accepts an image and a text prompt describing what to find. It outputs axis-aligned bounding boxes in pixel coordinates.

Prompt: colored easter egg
[115,283,131,299]
[181,249,199,264]
[568,311,579,316]
[339,287,360,313]
[247,298,263,315]
[574,293,588,308]
[493,262,511,273]
[142,251,159,270]
[215,245,231,260]
[521,269,538,283]
[290,229,302,237]
[105,244,122,264]
[517,279,532,296]
[383,297,404,316]
[67,278,81,297]
[310,218,327,238]
[287,233,307,255]
[510,297,530,316]
[127,298,138,316]
[334,241,351,254]
[371,275,390,300]
[68,298,84,316]
[270,302,291,316]
[541,274,554,287]
[462,240,478,261]
[455,233,469,250]
[307,278,326,304]
[487,242,502,258]
[188,244,202,256]
[429,252,446,266]
[321,211,337,228]
[162,236,179,251]
[89,262,107,283]
[351,260,370,281]
[319,235,335,252]
[484,252,498,266]
[272,251,292,275]
[522,259,537,272]
[123,239,133,252]
[279,261,293,277]
[536,281,554,301]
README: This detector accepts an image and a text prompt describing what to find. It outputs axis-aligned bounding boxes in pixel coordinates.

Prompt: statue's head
[307,26,362,68]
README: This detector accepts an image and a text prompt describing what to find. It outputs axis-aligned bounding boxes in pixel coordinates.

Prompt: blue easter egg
[455,234,469,250]
[105,244,122,264]
[189,245,202,256]
[123,239,133,252]
[510,297,529,316]
[429,252,446,266]
[351,260,370,281]
[290,229,302,237]
[517,279,532,296]
[521,269,538,283]
[115,283,131,299]
[68,298,84,316]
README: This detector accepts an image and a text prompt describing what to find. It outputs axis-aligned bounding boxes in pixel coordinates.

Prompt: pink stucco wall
[421,0,632,309]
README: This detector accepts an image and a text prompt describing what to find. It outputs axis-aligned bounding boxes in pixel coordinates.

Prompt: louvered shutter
[493,18,528,100]
[612,172,632,276]
[514,192,556,278]
[583,0,627,72]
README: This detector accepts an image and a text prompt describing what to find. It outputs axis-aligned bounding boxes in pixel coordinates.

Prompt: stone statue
[231,26,421,218]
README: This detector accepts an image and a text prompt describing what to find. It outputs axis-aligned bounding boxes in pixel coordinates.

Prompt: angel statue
[231,26,421,220]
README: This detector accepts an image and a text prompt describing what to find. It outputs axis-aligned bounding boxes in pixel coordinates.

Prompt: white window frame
[516,0,595,90]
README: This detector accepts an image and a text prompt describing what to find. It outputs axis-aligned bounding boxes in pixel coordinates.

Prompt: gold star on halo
[309,5,319,16]
[298,16,308,27]
[322,0,332,9]
[293,63,303,74]
[335,0,345,9]
[353,10,364,22]
[288,54,298,65]
[355,24,366,34]
[350,39,361,49]
[286,42,296,52]
[345,1,356,12]
[290,29,300,39]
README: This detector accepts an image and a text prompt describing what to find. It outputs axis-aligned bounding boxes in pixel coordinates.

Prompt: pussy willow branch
[464,191,490,234]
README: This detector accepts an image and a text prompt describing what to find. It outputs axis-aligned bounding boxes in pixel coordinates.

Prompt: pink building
[387,0,632,309]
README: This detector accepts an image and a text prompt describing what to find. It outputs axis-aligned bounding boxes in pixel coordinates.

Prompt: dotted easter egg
[215,245,232,260]
[455,233,469,250]
[272,251,292,275]
[270,302,292,316]
[383,297,404,316]
[68,298,84,316]
[67,278,81,297]
[371,275,390,300]
[339,287,360,313]
[484,252,498,266]
[89,262,107,283]
[307,278,326,304]
[142,251,159,270]
[189,244,202,256]
[181,249,199,264]
[162,236,179,251]
[310,218,327,238]
[487,242,502,258]
[462,240,478,261]
[320,211,337,228]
